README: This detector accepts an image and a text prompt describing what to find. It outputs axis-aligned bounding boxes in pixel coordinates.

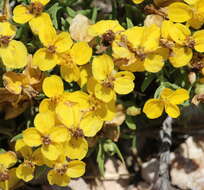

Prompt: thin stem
[2,0,10,20]
[5,180,9,190]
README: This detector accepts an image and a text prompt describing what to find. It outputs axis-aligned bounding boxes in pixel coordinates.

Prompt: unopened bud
[144,14,164,27]
[188,72,196,84]
[126,106,141,116]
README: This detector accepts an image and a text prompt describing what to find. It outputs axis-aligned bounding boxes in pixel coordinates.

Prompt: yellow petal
[0,22,16,37]
[15,141,32,160]
[114,71,135,94]
[34,112,55,134]
[144,54,164,73]
[55,103,75,127]
[66,160,86,178]
[31,0,50,5]
[39,26,56,47]
[160,88,174,99]
[169,46,192,67]
[169,23,191,45]
[122,26,144,49]
[60,64,80,83]
[95,83,115,103]
[39,98,55,112]
[0,40,28,69]
[65,137,88,160]
[16,163,35,182]
[55,32,73,53]
[48,170,70,186]
[143,99,164,119]
[70,42,92,65]
[0,151,17,168]
[80,113,104,137]
[167,88,189,104]
[41,144,62,160]
[32,148,45,166]
[33,48,57,71]
[142,24,160,52]
[42,75,64,97]
[23,128,42,147]
[168,2,192,22]
[29,13,52,34]
[2,72,26,95]
[88,20,124,37]
[165,102,180,118]
[50,126,70,143]
[13,5,34,24]
[132,0,144,4]
[6,168,19,189]
[193,30,204,52]
[92,54,114,81]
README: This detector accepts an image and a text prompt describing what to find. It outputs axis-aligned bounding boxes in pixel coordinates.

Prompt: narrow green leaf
[125,115,137,130]
[141,74,156,92]
[126,17,134,28]
[10,133,23,142]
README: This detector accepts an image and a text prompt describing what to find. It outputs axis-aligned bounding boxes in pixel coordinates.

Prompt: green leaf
[126,17,134,28]
[66,7,77,17]
[97,143,105,176]
[112,143,124,163]
[47,3,62,29]
[0,149,6,153]
[125,115,137,130]
[91,7,98,23]
[10,133,23,142]
[35,166,48,179]
[141,74,156,92]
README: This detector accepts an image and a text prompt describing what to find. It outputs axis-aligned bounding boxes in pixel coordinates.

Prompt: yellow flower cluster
[1,0,200,188]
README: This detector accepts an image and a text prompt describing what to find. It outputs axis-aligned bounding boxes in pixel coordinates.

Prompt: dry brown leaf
[69,14,93,42]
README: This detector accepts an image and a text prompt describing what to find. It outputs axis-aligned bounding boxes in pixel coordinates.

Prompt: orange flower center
[29,2,44,16]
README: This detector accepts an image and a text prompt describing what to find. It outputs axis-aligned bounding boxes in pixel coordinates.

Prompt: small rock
[141,158,158,183]
[171,137,204,190]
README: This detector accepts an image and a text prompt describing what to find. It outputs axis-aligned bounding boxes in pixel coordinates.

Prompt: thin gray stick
[152,117,176,190]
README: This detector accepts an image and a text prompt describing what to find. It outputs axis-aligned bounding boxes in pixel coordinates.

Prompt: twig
[2,0,11,20]
[152,117,176,190]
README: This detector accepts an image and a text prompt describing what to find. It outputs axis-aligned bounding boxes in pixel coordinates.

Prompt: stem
[2,0,10,20]
[5,180,9,190]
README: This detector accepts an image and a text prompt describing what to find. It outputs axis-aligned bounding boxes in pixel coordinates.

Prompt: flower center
[56,164,68,176]
[47,45,56,54]
[0,36,10,46]
[102,30,115,46]
[29,2,44,16]
[24,160,35,168]
[102,74,115,89]
[42,136,51,145]
[70,128,84,139]
[0,169,9,182]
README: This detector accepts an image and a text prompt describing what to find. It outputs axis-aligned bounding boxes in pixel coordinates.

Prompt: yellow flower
[0,152,18,190]
[168,0,204,29]
[88,20,125,37]
[59,42,92,83]
[15,140,44,182]
[160,21,193,67]
[33,26,73,71]
[47,160,85,187]
[193,30,204,52]
[143,88,189,119]
[0,22,28,69]
[91,54,135,103]
[113,25,166,73]
[13,0,53,34]
[23,111,70,160]
[132,0,144,4]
